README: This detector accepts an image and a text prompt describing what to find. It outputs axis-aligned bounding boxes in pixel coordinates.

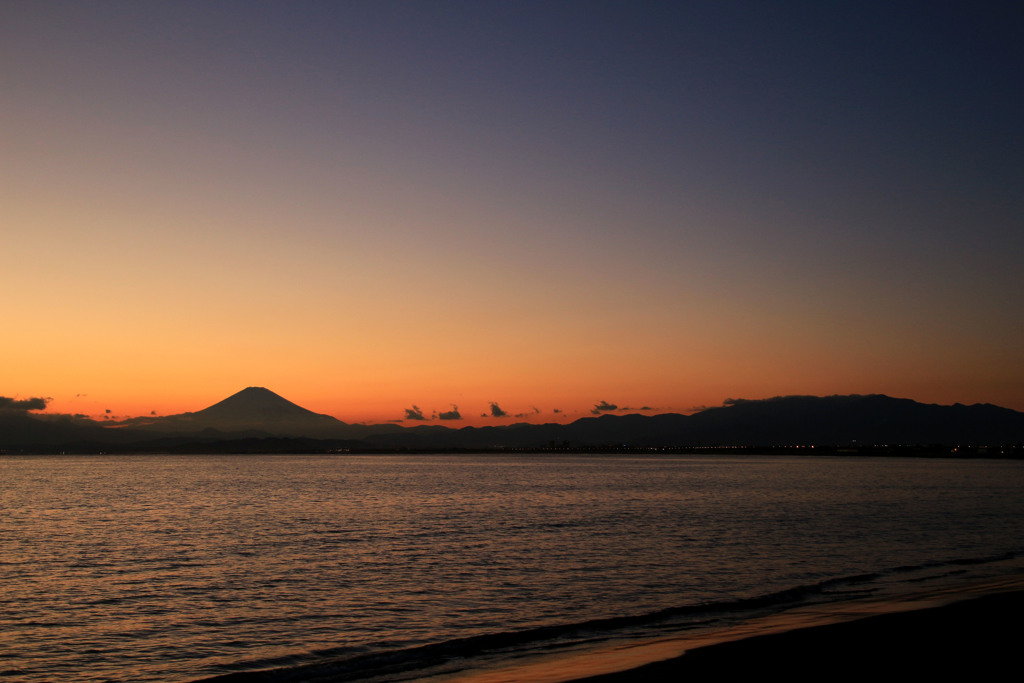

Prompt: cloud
[439,404,461,420]
[488,402,507,418]
[591,400,618,415]
[553,408,562,414]
[0,396,50,412]
[514,406,542,418]
[404,405,426,420]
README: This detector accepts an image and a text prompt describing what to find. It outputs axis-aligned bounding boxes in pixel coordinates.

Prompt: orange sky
[3,3,1022,426]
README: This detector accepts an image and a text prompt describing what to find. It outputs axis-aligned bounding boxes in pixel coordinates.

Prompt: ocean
[3,454,1023,682]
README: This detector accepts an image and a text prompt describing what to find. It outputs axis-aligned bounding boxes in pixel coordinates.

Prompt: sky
[3,0,1022,425]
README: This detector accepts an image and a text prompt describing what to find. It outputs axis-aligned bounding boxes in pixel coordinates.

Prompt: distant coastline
[4,389,1023,455]
[3,443,1023,458]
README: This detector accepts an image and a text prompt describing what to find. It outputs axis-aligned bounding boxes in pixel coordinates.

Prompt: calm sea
[3,454,1024,682]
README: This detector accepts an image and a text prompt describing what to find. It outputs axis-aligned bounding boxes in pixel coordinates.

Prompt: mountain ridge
[3,389,1023,452]
[108,386,350,438]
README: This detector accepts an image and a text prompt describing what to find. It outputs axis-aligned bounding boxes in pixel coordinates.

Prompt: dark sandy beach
[440,577,1024,683]
[567,588,1024,682]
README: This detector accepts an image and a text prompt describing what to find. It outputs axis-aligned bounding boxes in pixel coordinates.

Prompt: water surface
[3,454,1023,681]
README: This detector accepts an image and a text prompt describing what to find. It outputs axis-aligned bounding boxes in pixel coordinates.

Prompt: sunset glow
[3,1,1022,426]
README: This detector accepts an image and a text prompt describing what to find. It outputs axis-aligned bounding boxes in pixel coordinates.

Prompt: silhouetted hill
[0,411,101,446]
[359,395,1024,449]
[3,391,1023,453]
[119,387,398,439]
[178,386,346,436]
[199,387,324,421]
[679,394,1024,446]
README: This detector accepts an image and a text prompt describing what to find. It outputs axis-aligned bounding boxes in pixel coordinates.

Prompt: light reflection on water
[2,454,1024,682]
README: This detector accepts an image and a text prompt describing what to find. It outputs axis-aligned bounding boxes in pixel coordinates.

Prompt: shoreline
[431,574,1024,683]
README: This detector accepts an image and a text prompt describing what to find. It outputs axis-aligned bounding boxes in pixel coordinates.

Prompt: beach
[437,575,1024,683]
[575,592,1022,681]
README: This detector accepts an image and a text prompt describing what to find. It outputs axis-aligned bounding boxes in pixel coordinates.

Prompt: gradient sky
[3,1,1022,425]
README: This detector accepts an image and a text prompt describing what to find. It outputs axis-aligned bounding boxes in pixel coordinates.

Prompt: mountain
[0,410,111,447]
[358,394,1024,450]
[121,387,369,438]
[181,386,346,436]
[3,390,1023,453]
[679,394,1024,446]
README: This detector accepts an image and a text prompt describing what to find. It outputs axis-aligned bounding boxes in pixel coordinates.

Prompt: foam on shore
[429,574,1024,683]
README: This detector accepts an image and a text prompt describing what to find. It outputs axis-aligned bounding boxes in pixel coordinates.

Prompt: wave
[193,550,1024,682]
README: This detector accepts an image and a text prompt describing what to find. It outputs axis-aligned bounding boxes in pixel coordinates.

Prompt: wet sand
[439,575,1024,683]
[571,590,1024,681]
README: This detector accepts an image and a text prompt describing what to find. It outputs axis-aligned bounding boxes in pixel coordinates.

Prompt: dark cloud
[553,408,562,414]
[488,402,507,418]
[438,404,461,420]
[0,396,50,411]
[591,400,618,415]
[404,405,426,420]
[514,406,542,418]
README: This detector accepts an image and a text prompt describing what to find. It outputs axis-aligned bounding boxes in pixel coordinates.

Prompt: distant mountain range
[2,387,1023,454]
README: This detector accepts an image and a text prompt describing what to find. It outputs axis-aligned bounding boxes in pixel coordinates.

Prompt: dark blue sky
[3,1,1022,418]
